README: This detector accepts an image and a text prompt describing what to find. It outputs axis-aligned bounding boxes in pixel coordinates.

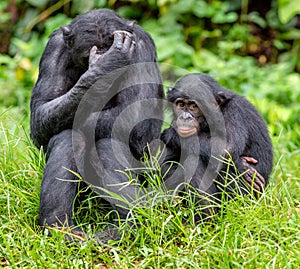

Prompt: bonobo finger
[256,179,265,193]
[248,166,266,190]
[113,30,126,50]
[244,172,261,192]
[243,166,266,196]
[112,33,123,50]
[129,40,136,56]
[90,45,98,55]
[113,30,133,39]
[89,46,98,64]
[242,156,258,164]
[113,31,134,50]
[255,170,266,187]
[122,32,134,52]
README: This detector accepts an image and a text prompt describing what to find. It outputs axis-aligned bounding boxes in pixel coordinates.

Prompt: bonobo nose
[179,112,193,121]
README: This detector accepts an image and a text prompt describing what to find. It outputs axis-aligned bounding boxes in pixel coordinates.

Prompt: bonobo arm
[222,101,266,193]
[160,127,181,164]
[30,30,135,148]
[221,100,247,160]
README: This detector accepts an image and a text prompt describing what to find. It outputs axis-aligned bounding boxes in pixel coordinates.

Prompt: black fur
[161,73,273,220]
[30,9,163,239]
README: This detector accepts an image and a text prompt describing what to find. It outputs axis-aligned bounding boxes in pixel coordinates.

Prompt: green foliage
[0,55,33,109]
[0,0,300,267]
[1,0,300,108]
[139,0,242,68]
[0,2,10,24]
[278,0,300,24]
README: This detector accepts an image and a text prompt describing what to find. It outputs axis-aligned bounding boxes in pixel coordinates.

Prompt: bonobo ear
[127,20,136,28]
[216,91,231,106]
[167,87,181,103]
[61,26,74,48]
[168,87,175,93]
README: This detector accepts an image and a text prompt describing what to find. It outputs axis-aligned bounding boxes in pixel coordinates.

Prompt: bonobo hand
[88,30,135,76]
[241,156,266,196]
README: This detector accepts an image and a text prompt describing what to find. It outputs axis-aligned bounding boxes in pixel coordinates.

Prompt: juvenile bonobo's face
[173,97,202,138]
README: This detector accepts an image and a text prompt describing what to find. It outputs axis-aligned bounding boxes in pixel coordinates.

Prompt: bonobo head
[60,9,135,68]
[168,73,233,138]
[168,90,201,138]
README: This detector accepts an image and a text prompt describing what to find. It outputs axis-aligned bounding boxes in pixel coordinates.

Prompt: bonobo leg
[92,138,145,217]
[90,138,145,243]
[39,129,85,228]
[189,164,220,222]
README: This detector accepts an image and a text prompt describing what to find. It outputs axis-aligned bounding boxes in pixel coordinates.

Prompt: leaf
[278,0,300,24]
[25,0,48,8]
[212,12,238,24]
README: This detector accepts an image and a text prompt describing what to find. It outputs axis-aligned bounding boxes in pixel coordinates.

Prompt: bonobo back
[30,8,163,149]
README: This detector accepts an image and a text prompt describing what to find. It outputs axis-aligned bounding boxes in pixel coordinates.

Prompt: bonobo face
[62,25,114,68]
[74,31,112,67]
[173,98,202,138]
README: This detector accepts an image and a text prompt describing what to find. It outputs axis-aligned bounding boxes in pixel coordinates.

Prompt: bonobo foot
[93,224,122,244]
[41,225,88,243]
[241,156,266,196]
[93,221,139,245]
[64,227,88,242]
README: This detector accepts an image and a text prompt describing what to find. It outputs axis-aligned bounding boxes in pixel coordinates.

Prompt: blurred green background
[0,1,300,267]
[1,0,300,134]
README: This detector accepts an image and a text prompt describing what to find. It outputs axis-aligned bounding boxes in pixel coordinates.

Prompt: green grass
[1,1,299,266]
[0,105,299,269]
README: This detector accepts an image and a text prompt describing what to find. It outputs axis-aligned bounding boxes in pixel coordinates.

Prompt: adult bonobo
[30,9,163,241]
[161,73,273,220]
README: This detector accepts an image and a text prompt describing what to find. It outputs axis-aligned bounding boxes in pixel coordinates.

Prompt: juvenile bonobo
[30,9,163,241]
[161,73,273,220]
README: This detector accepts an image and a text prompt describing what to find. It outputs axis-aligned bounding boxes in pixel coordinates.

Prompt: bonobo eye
[188,102,201,115]
[175,99,185,109]
[189,102,198,110]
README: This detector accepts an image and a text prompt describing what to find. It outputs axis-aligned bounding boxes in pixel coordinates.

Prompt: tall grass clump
[1,107,300,268]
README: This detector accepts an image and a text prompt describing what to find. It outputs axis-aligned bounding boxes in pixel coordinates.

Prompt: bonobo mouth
[177,127,198,138]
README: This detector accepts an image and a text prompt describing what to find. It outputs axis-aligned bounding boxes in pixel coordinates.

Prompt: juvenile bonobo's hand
[88,30,135,76]
[241,156,266,196]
